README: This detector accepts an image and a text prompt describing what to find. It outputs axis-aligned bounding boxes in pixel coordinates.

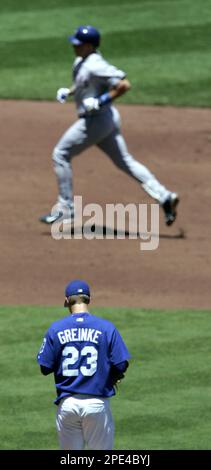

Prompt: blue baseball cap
[65,280,90,298]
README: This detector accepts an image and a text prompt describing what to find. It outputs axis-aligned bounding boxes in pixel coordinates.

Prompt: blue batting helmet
[68,25,100,48]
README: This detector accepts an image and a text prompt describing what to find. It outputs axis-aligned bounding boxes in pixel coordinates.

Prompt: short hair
[68,294,90,306]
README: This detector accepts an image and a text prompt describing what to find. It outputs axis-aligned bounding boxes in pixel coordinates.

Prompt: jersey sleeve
[37,329,55,369]
[108,327,131,366]
[90,54,126,88]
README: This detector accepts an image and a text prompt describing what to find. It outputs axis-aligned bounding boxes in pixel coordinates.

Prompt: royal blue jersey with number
[37,312,131,404]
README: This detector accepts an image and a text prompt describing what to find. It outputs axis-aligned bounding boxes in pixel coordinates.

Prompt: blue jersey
[37,312,130,404]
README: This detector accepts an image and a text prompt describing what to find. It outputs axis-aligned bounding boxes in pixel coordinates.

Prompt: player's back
[45,312,121,403]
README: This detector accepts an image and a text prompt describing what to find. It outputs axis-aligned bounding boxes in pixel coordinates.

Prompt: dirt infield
[0,100,210,309]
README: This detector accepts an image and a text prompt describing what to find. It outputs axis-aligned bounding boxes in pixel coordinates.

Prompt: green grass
[0,0,211,105]
[0,305,211,450]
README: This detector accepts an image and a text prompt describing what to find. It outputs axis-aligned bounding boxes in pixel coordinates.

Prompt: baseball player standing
[40,25,179,227]
[37,279,130,450]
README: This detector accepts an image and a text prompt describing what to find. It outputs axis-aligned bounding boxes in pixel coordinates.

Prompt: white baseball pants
[56,395,114,450]
[52,106,170,209]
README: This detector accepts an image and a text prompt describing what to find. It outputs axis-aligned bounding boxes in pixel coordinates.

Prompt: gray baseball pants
[56,395,114,450]
[53,106,170,209]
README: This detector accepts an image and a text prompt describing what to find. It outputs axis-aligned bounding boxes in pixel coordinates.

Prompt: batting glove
[82,97,100,113]
[56,87,70,104]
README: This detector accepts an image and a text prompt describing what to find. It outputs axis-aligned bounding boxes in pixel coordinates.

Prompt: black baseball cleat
[161,193,180,226]
[39,211,63,224]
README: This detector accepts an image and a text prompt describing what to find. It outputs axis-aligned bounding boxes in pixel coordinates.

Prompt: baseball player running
[37,279,130,450]
[40,25,179,227]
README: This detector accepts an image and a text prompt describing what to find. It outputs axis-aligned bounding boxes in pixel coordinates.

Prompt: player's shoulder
[48,314,72,334]
[86,52,108,68]
[47,312,116,336]
[86,52,125,79]
[89,313,116,331]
